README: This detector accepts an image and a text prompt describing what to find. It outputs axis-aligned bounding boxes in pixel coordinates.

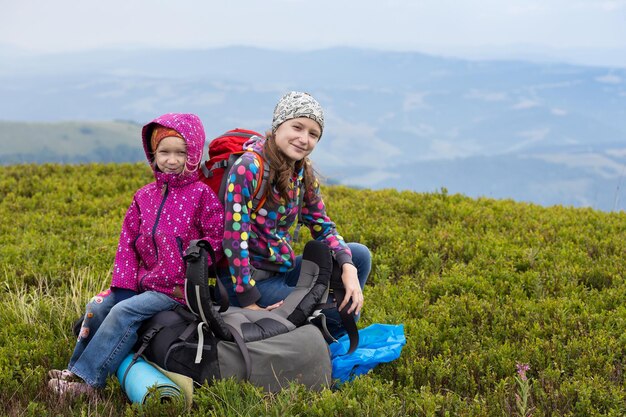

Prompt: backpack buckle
[183,244,201,260]
[308,311,337,344]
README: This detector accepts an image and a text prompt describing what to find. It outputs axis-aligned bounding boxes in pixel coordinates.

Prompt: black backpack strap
[171,307,213,364]
[331,288,359,355]
[185,241,233,340]
[185,239,229,313]
[213,270,229,313]
[195,294,233,341]
[326,260,360,355]
[120,322,166,390]
[280,241,332,327]
[179,320,200,343]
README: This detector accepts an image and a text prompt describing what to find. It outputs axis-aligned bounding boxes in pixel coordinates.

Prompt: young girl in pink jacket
[48,113,224,397]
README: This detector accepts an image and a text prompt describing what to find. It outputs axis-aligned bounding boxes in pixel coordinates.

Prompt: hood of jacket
[243,135,266,154]
[141,113,206,181]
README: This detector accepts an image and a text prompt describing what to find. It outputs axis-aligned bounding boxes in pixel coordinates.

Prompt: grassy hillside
[1,163,626,416]
[0,121,142,164]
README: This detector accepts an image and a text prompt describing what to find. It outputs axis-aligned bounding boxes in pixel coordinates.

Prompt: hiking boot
[47,369,78,381]
[48,378,96,398]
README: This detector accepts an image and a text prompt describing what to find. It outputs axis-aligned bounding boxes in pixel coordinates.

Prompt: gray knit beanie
[271,91,325,137]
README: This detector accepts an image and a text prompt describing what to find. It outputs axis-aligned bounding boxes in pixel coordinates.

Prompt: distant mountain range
[1,47,625,211]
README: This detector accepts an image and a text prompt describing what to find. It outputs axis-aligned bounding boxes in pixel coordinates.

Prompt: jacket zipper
[139,183,170,292]
[176,236,184,258]
[152,183,169,262]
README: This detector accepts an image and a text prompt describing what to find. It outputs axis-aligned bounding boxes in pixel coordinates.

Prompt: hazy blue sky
[2,0,626,66]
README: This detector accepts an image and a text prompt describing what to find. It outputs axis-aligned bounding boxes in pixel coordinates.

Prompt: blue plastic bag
[329,323,406,383]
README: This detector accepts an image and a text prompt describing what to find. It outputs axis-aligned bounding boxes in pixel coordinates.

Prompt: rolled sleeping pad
[116,354,183,404]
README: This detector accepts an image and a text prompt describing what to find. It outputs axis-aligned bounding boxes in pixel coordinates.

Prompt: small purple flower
[516,363,530,381]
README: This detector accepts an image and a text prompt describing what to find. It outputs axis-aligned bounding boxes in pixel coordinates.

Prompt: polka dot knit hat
[271,91,325,138]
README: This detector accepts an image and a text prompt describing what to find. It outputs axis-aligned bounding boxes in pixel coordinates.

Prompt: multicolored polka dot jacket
[223,136,352,306]
[111,113,224,304]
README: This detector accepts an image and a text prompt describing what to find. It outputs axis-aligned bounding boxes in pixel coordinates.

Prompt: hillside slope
[1,163,626,416]
[0,120,141,164]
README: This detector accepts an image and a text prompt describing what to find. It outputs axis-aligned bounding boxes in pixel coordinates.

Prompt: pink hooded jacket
[110,113,224,304]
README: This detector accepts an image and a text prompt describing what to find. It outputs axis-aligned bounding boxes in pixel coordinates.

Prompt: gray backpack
[129,240,357,392]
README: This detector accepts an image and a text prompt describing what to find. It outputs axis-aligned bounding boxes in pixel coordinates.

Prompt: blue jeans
[68,290,178,387]
[219,242,372,338]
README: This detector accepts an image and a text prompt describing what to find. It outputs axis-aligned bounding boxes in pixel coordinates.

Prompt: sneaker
[48,378,96,398]
[47,369,78,381]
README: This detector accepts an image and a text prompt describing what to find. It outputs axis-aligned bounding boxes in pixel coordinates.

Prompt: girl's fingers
[266,300,284,311]
[348,295,362,315]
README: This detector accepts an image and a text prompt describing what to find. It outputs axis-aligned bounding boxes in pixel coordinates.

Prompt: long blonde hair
[263,131,317,203]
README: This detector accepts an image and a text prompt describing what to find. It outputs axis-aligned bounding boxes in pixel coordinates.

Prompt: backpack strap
[242,149,270,214]
[292,182,306,242]
[200,160,211,178]
[193,322,207,364]
[308,312,334,343]
[225,323,252,380]
[120,321,166,391]
[185,241,248,346]
[308,260,361,355]
[330,287,360,355]
[272,238,360,354]
[270,240,359,357]
[191,320,251,378]
[184,239,229,313]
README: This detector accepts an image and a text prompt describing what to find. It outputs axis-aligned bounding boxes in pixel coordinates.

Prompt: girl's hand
[338,263,363,315]
[244,300,284,311]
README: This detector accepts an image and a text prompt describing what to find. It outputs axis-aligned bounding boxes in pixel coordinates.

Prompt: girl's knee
[347,242,372,286]
[108,299,130,317]
[348,242,371,263]
[78,291,114,340]
[85,289,115,314]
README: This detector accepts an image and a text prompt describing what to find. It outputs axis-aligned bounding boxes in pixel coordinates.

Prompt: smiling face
[154,136,187,174]
[273,117,321,162]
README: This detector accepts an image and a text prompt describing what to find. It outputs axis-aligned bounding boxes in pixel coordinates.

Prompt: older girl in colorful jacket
[220,91,371,338]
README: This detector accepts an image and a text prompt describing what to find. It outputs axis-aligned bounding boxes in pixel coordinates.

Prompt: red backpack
[199,128,306,261]
[199,128,270,212]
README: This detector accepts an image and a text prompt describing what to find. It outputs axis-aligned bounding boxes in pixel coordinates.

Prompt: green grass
[2,163,626,416]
